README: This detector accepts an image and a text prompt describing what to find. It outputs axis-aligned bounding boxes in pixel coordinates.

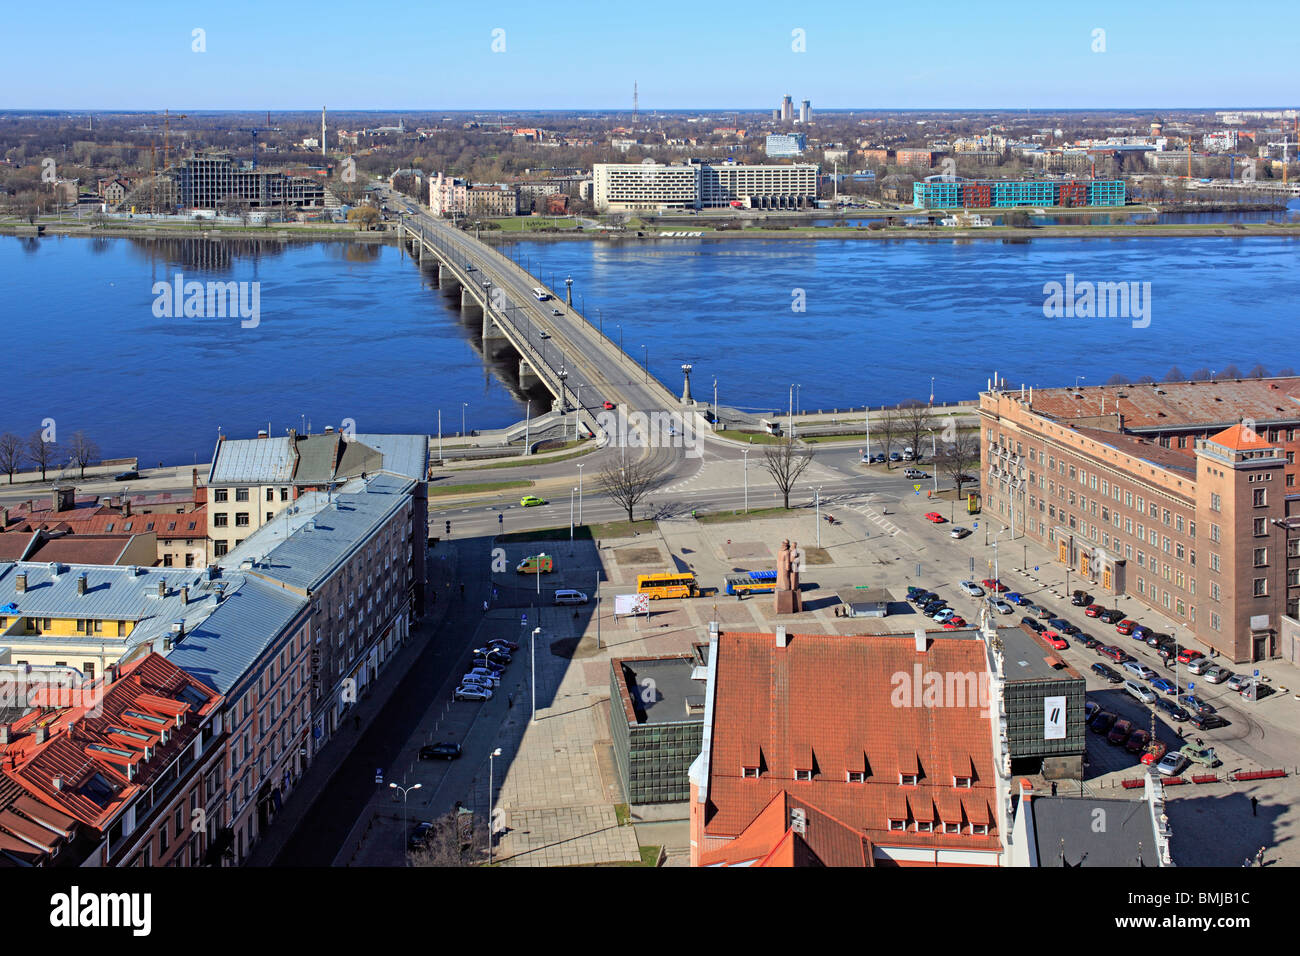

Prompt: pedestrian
[492,587,498,601]
[1256,846,1266,866]
[1251,796,1259,817]
[482,599,489,612]
[1051,781,1057,797]
[1196,737,1204,747]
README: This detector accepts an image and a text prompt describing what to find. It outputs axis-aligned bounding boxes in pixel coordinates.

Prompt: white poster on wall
[1044,696,1066,740]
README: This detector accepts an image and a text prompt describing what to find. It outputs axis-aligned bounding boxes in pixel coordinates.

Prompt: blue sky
[4,0,1296,110]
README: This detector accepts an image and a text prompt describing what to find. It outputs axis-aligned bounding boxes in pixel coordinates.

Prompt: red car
[1140,741,1168,766]
[924,512,946,523]
[487,638,520,651]
[1177,648,1205,665]
[980,579,1008,592]
[1107,719,1134,746]
[1085,604,1104,618]
[602,400,616,410]
[1041,630,1068,650]
[942,616,967,629]
[1115,619,1138,636]
[1125,729,1151,755]
[1098,645,1131,663]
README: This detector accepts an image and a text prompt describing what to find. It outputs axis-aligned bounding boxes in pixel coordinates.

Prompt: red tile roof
[702,631,1000,857]
[1207,423,1276,451]
[1026,378,1300,431]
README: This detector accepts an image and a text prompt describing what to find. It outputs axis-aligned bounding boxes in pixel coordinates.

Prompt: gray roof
[617,657,705,725]
[999,625,1084,682]
[353,434,427,481]
[209,436,295,484]
[1028,796,1160,867]
[0,562,234,657]
[293,434,341,483]
[165,575,307,694]
[218,475,414,592]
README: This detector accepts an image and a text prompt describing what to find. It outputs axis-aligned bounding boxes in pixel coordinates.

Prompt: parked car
[1010,594,1034,607]
[1021,616,1045,632]
[1124,679,1157,704]
[1070,591,1092,607]
[1149,677,1179,695]
[1085,700,1100,721]
[1125,729,1151,755]
[889,452,903,462]
[942,616,968,629]
[1177,694,1214,715]
[980,579,1008,592]
[409,821,434,849]
[1155,697,1190,722]
[1180,745,1221,768]
[1088,711,1117,734]
[949,526,971,539]
[988,598,1014,615]
[912,591,938,605]
[1041,630,1068,650]
[1131,625,1152,641]
[1203,666,1233,684]
[1189,712,1229,731]
[1091,662,1123,683]
[1085,604,1105,618]
[1075,632,1102,649]
[114,470,140,481]
[959,580,985,597]
[1226,673,1253,692]
[1186,657,1212,675]
[486,638,520,651]
[454,684,493,702]
[907,586,927,599]
[550,307,563,316]
[1156,752,1189,776]
[1099,609,1125,624]
[1122,660,1157,681]
[461,673,499,689]
[922,601,948,615]
[932,608,957,622]
[1035,605,1054,620]
[602,400,616,410]
[1098,645,1133,664]
[1141,741,1168,765]
[419,743,463,760]
[1115,619,1138,636]
[924,512,946,523]
[1177,648,1205,665]
[1107,719,1134,746]
[1004,592,1024,605]
[1146,633,1175,649]
[1048,618,1080,635]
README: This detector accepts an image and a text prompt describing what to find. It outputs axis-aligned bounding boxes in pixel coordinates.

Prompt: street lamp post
[930,376,935,405]
[389,782,422,856]
[796,384,802,417]
[788,384,794,438]
[462,402,468,439]
[531,627,542,723]
[641,345,648,383]
[570,486,576,541]
[713,378,718,426]
[524,400,531,454]
[927,429,938,494]
[574,384,583,441]
[577,464,584,524]
[815,486,822,547]
[743,448,749,513]
[437,410,442,462]
[488,748,502,865]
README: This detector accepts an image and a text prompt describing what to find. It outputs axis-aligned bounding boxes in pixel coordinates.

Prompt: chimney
[157,579,167,599]
[0,724,10,745]
[52,775,63,791]
[180,585,189,605]
[0,506,8,527]
[192,467,199,500]
[15,572,26,593]
[257,430,268,439]
[77,573,88,595]
[34,725,48,744]
[215,582,226,602]
[107,664,119,683]
[122,498,131,517]
[914,628,928,653]
[775,625,788,648]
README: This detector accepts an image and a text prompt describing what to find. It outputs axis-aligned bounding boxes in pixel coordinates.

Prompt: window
[163,553,174,567]
[1210,583,1221,602]
[280,487,290,501]
[1254,578,1268,597]
[1254,488,1267,507]
[943,822,962,834]
[1210,492,1221,512]
[1255,548,1268,567]
[1175,515,1184,533]
[266,512,274,523]
[214,541,229,557]
[1210,553,1220,573]
[235,488,249,502]
[954,776,973,788]
[899,773,918,786]
[213,513,229,527]
[235,513,250,527]
[888,819,906,831]
[971,823,989,835]
[741,766,759,779]
[1255,518,1268,537]
[266,488,275,501]
[214,489,229,503]
[846,771,866,783]
[915,821,934,833]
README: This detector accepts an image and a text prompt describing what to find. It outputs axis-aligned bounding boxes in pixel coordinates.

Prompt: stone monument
[775,538,803,614]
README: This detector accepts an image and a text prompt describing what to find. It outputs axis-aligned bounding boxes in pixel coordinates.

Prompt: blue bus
[725,570,778,595]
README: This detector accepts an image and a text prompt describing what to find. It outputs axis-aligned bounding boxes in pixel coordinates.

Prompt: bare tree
[939,433,981,500]
[67,431,99,480]
[1221,363,1243,379]
[0,433,23,484]
[1247,364,1270,379]
[407,809,490,867]
[596,458,670,522]
[761,438,815,509]
[1136,374,1157,384]
[27,431,56,482]
[1279,367,1297,377]
[1163,366,1186,382]
[897,401,932,464]
[875,408,899,467]
[1104,373,1130,386]
[1189,367,1213,381]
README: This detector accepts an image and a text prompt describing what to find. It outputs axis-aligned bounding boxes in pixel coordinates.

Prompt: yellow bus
[636,572,698,599]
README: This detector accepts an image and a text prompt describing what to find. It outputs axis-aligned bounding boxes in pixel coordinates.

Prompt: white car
[932,608,956,622]
[1123,679,1157,704]
[1123,660,1157,681]
[1155,752,1188,776]
[1203,666,1233,684]
[461,674,498,691]
[950,526,971,539]
[454,684,493,702]
[959,581,985,597]
[464,668,500,686]
[988,599,1014,615]
[1186,657,1212,675]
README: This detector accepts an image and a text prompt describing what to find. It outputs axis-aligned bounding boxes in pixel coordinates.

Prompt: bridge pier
[438,266,461,292]
[461,287,483,319]
[482,313,509,354]
[519,358,541,390]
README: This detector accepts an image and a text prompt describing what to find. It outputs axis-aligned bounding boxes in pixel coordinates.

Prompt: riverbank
[0,219,396,244]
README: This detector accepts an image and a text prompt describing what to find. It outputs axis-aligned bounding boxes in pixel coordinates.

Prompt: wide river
[2,230,1297,464]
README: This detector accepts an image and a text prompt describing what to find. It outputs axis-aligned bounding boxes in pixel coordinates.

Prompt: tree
[761,438,815,509]
[1278,367,1296,377]
[1104,373,1130,386]
[596,458,669,522]
[875,408,900,466]
[347,206,379,231]
[1163,366,1186,382]
[1136,374,1157,384]
[217,193,247,220]
[1189,367,1213,381]
[1247,364,1270,378]
[1221,364,1243,380]
[898,401,932,464]
[939,433,981,500]
[67,431,99,479]
[27,431,56,481]
[0,432,23,483]
[407,809,490,867]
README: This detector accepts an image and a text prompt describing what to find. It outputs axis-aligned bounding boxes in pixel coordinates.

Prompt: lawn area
[428,479,532,498]
[497,517,656,542]
[695,506,794,524]
[456,444,596,470]
[490,217,578,232]
[716,429,784,445]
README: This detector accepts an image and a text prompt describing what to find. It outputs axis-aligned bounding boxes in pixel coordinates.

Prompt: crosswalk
[846,499,902,537]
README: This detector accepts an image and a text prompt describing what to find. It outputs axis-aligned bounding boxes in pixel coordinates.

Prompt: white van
[554,589,589,606]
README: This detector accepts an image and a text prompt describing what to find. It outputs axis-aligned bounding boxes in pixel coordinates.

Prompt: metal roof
[162,576,307,694]
[217,475,414,592]
[352,434,427,481]
[209,436,295,484]
[293,434,341,483]
[1028,796,1160,867]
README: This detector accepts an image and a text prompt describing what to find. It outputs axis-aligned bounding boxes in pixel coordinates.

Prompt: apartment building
[980,378,1300,663]
[430,172,469,217]
[217,473,419,758]
[699,162,818,210]
[764,133,807,157]
[467,184,520,216]
[0,652,222,867]
[592,161,819,212]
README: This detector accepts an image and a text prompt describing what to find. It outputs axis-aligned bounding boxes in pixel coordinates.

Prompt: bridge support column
[518,358,541,390]
[438,267,461,292]
[482,313,508,354]
[462,287,483,319]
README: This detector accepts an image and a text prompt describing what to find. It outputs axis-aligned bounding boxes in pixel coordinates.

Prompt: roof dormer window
[846,771,866,783]
[888,818,906,831]
[899,773,918,786]
[741,766,759,779]
[793,769,813,782]
[915,820,934,833]
[954,776,973,788]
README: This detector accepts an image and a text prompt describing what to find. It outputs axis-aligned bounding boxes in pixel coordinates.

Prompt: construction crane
[1266,139,1295,185]
[162,109,187,170]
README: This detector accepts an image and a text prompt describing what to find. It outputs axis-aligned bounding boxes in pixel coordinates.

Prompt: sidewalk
[242,544,460,867]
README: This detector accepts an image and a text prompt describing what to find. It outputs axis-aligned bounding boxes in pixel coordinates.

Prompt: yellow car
[520,495,546,507]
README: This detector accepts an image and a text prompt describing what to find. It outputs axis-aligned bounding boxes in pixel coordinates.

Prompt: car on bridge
[539,330,551,339]
[520,495,547,507]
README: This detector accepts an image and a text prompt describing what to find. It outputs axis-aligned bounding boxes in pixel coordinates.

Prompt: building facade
[765,133,807,157]
[172,154,326,211]
[913,177,1126,208]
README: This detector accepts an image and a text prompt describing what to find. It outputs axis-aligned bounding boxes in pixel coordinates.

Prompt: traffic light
[445,521,451,535]
[498,513,503,525]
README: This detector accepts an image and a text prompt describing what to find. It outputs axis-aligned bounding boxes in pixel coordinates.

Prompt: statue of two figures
[775,538,803,614]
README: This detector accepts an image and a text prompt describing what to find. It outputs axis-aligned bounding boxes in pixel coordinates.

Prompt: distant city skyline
[3,0,1295,111]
